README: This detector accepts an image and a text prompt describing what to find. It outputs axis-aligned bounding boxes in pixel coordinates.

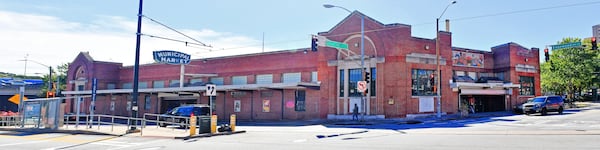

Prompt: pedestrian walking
[352,104,359,121]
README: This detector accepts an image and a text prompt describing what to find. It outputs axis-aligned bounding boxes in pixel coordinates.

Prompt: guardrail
[63,114,196,136]
[0,115,22,127]
[142,113,192,132]
[64,114,145,134]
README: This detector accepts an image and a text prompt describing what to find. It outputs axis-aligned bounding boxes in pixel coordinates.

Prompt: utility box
[198,116,211,134]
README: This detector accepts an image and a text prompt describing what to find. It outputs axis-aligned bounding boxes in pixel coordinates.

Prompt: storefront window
[339,70,344,97]
[519,76,535,95]
[144,95,151,110]
[370,68,377,96]
[412,69,436,96]
[122,83,132,89]
[295,90,306,111]
[107,83,116,89]
[348,69,362,97]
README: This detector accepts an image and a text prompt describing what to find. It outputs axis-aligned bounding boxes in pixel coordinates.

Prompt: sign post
[89,78,97,128]
[19,86,25,128]
[153,50,191,88]
[206,84,216,116]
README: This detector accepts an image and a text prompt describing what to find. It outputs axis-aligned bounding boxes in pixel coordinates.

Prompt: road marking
[92,139,168,150]
[292,139,307,143]
[0,140,49,147]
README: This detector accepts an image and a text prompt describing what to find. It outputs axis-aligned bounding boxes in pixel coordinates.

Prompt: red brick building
[64,11,541,120]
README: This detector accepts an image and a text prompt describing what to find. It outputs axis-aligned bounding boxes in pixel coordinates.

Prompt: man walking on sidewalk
[352,104,359,121]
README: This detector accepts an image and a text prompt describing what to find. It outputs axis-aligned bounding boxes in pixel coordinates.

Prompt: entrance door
[349,97,363,113]
[472,95,505,112]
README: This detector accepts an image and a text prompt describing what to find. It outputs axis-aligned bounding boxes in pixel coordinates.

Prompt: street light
[324,4,366,120]
[436,1,457,118]
[19,59,54,94]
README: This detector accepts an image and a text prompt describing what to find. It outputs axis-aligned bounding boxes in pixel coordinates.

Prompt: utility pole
[130,0,143,131]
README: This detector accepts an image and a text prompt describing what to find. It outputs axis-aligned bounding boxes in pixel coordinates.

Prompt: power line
[141,33,209,48]
[181,1,600,54]
[452,1,600,21]
[142,15,212,48]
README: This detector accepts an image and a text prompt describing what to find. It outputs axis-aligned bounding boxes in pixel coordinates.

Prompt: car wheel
[541,108,547,116]
[525,112,531,116]
[558,107,564,115]
[159,122,166,127]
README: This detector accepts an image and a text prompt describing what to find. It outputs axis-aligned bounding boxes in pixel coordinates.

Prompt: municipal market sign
[153,50,191,65]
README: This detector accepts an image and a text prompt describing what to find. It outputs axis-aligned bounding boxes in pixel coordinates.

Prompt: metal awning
[62,82,320,95]
[450,82,520,89]
[460,89,507,95]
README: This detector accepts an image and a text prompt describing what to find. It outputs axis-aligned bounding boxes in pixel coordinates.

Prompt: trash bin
[198,116,211,134]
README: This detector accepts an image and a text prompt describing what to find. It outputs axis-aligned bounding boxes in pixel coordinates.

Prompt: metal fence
[63,113,194,136]
[0,115,22,127]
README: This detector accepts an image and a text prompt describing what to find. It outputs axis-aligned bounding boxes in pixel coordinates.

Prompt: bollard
[230,114,236,132]
[210,115,217,134]
[189,114,196,136]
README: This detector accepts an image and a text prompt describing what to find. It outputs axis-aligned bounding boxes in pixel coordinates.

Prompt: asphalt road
[2,103,600,150]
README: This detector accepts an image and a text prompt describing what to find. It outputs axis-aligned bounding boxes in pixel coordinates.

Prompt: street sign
[551,42,582,50]
[8,94,27,105]
[206,84,216,96]
[325,40,349,50]
[357,81,367,92]
[153,50,191,65]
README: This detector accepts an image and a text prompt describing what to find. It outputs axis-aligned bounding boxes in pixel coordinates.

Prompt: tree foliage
[541,37,600,97]
[39,63,70,97]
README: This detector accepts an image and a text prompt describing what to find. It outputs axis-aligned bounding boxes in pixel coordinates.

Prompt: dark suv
[158,104,210,127]
[522,96,564,115]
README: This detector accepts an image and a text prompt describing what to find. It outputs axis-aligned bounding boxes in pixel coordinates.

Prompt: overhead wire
[146,1,600,54]
[141,15,212,48]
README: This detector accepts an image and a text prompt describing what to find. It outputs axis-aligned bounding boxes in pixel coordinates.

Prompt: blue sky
[1,0,599,75]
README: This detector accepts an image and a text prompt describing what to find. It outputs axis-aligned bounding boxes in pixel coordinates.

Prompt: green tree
[38,63,69,97]
[541,37,600,99]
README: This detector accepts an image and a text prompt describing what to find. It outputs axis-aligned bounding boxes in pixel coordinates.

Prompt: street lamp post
[19,59,53,95]
[18,59,54,128]
[324,4,366,120]
[436,1,457,118]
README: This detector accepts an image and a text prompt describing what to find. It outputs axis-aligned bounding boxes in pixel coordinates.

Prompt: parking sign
[206,84,216,96]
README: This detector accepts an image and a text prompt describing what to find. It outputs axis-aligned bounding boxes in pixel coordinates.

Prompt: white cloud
[0,10,277,76]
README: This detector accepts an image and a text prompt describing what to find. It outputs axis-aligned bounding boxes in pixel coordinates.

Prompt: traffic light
[364,71,371,84]
[544,47,549,62]
[46,91,55,98]
[592,37,597,50]
[311,35,318,52]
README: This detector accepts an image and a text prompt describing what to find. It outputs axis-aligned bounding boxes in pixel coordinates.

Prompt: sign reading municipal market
[153,50,191,65]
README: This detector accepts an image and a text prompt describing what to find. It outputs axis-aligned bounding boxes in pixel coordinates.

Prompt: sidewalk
[2,101,595,138]
[0,123,247,139]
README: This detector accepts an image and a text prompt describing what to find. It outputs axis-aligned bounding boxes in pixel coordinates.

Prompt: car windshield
[178,107,193,115]
[532,97,546,102]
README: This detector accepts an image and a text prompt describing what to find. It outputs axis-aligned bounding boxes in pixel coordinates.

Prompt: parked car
[513,98,533,114]
[522,96,564,116]
[158,104,210,128]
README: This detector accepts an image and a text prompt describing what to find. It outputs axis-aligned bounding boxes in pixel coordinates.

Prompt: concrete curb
[175,130,247,140]
[0,127,123,136]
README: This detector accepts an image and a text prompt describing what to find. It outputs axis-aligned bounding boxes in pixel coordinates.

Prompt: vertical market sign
[153,50,191,65]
